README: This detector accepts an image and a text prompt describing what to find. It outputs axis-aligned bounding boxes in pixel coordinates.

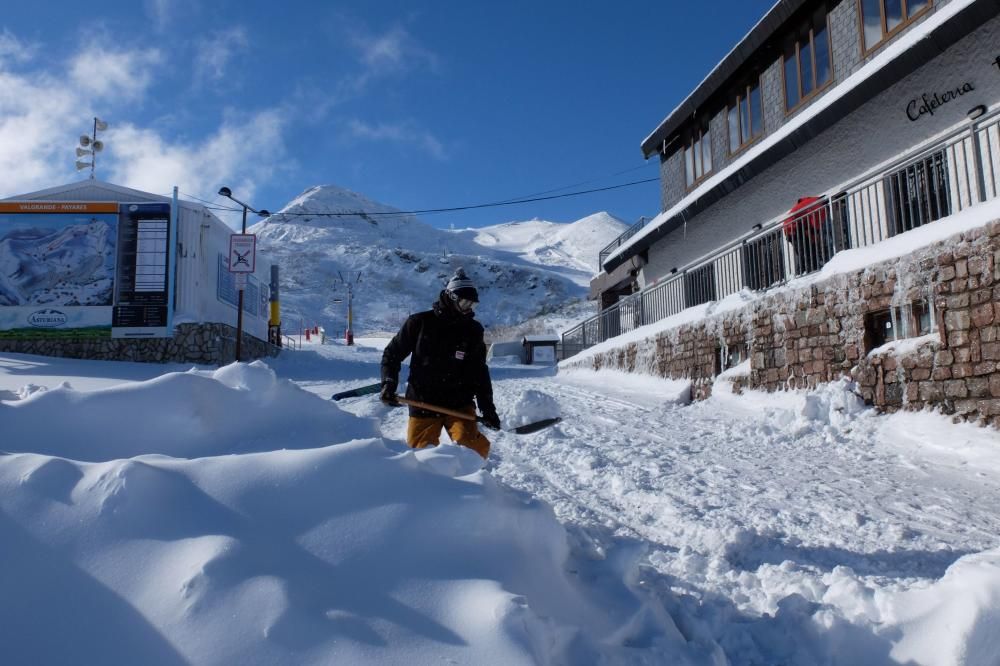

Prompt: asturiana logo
[28,309,68,328]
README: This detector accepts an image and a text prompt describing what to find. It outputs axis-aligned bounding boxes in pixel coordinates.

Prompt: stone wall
[565,218,1000,428]
[0,323,278,366]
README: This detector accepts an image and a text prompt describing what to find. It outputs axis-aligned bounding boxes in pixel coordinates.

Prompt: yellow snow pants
[406,406,491,459]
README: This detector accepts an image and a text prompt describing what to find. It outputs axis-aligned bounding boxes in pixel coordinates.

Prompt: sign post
[229,233,256,361]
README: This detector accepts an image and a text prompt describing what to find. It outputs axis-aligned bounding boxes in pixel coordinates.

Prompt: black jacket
[381,292,495,416]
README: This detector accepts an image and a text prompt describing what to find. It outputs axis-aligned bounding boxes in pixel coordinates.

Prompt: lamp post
[218,187,270,362]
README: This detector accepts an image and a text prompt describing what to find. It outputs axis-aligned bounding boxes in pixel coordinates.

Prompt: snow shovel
[331,382,382,401]
[395,396,561,435]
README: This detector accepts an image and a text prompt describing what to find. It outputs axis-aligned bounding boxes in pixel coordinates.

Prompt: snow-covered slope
[249,186,624,337]
[460,212,628,274]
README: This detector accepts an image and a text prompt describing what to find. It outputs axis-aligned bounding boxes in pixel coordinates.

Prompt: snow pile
[0,356,707,665]
[502,389,562,429]
[1,361,377,460]
[792,378,869,433]
[888,548,1000,665]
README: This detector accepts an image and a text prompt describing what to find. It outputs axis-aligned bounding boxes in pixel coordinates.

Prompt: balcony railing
[563,109,1000,361]
[599,215,649,266]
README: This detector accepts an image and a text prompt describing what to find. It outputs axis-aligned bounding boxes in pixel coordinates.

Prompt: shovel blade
[511,417,562,434]
[331,382,381,401]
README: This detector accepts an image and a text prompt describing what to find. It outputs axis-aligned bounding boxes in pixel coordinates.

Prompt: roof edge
[640,0,807,158]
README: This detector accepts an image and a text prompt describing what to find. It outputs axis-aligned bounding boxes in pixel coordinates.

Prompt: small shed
[522,334,560,364]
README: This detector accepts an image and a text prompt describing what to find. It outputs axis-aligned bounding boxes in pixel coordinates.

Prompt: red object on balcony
[782,196,827,240]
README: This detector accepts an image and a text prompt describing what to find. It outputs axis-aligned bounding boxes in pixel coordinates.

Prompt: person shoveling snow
[380,268,500,458]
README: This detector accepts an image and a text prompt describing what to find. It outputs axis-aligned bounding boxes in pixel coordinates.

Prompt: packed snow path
[490,369,1000,606]
[305,341,1000,662]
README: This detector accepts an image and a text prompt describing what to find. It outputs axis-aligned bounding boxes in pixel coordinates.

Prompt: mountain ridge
[251,184,627,338]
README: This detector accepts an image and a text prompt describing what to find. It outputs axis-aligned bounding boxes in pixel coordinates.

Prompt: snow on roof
[2,178,227,221]
[612,0,976,269]
[523,334,561,343]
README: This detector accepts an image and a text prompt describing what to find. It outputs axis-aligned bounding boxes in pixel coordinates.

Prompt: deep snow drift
[1,345,999,665]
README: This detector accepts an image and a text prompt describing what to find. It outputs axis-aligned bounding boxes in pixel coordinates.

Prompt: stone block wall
[565,217,1000,428]
[0,323,279,366]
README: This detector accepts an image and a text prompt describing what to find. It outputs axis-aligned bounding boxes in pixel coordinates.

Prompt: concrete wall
[0,323,278,365]
[565,216,1000,428]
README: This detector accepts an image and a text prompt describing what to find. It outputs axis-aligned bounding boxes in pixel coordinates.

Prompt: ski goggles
[456,298,477,313]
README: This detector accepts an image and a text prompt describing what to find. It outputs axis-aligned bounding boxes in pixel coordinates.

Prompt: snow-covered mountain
[251,185,627,339]
[459,212,628,275]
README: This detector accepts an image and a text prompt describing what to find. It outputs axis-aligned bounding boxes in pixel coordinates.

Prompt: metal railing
[563,109,1000,360]
[599,215,649,266]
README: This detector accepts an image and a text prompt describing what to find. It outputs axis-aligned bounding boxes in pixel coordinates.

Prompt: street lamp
[218,186,271,362]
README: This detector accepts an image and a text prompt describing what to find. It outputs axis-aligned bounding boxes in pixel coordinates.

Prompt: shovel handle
[395,396,479,422]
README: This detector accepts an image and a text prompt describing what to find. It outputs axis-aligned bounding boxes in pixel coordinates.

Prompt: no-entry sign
[229,234,256,273]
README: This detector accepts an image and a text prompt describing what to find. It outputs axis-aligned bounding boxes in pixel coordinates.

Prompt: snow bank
[0,438,694,665]
[1,361,377,461]
[557,367,693,405]
[0,357,705,665]
[888,548,1000,666]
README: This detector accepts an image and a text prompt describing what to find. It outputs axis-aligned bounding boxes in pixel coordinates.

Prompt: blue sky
[0,1,772,229]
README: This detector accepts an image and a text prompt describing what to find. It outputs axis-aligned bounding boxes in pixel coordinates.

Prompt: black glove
[380,381,400,407]
[479,405,501,430]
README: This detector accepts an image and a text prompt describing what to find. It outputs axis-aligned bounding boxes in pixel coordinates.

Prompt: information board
[0,201,119,339]
[111,203,172,337]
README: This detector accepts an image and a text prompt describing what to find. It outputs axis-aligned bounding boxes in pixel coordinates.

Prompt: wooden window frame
[727,79,764,157]
[782,9,834,114]
[856,0,934,58]
[683,124,713,191]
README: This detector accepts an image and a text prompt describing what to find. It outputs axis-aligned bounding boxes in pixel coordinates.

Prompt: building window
[859,0,932,54]
[684,126,713,188]
[865,299,935,350]
[721,341,750,371]
[728,80,763,153]
[784,7,833,111]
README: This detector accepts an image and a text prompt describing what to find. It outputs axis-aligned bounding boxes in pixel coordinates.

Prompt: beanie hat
[445,267,479,302]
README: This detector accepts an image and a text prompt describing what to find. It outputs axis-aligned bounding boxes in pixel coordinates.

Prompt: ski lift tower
[338,271,361,345]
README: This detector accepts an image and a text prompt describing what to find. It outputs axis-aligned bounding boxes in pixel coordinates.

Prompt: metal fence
[598,216,649,266]
[563,110,1000,360]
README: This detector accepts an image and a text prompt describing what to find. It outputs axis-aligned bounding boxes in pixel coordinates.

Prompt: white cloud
[106,110,287,208]
[0,31,289,207]
[0,30,37,65]
[144,0,174,31]
[344,23,440,93]
[194,27,249,86]
[345,118,447,161]
[69,45,162,100]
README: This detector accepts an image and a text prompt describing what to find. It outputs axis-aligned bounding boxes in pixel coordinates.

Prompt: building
[582,0,1000,351]
[0,180,278,364]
